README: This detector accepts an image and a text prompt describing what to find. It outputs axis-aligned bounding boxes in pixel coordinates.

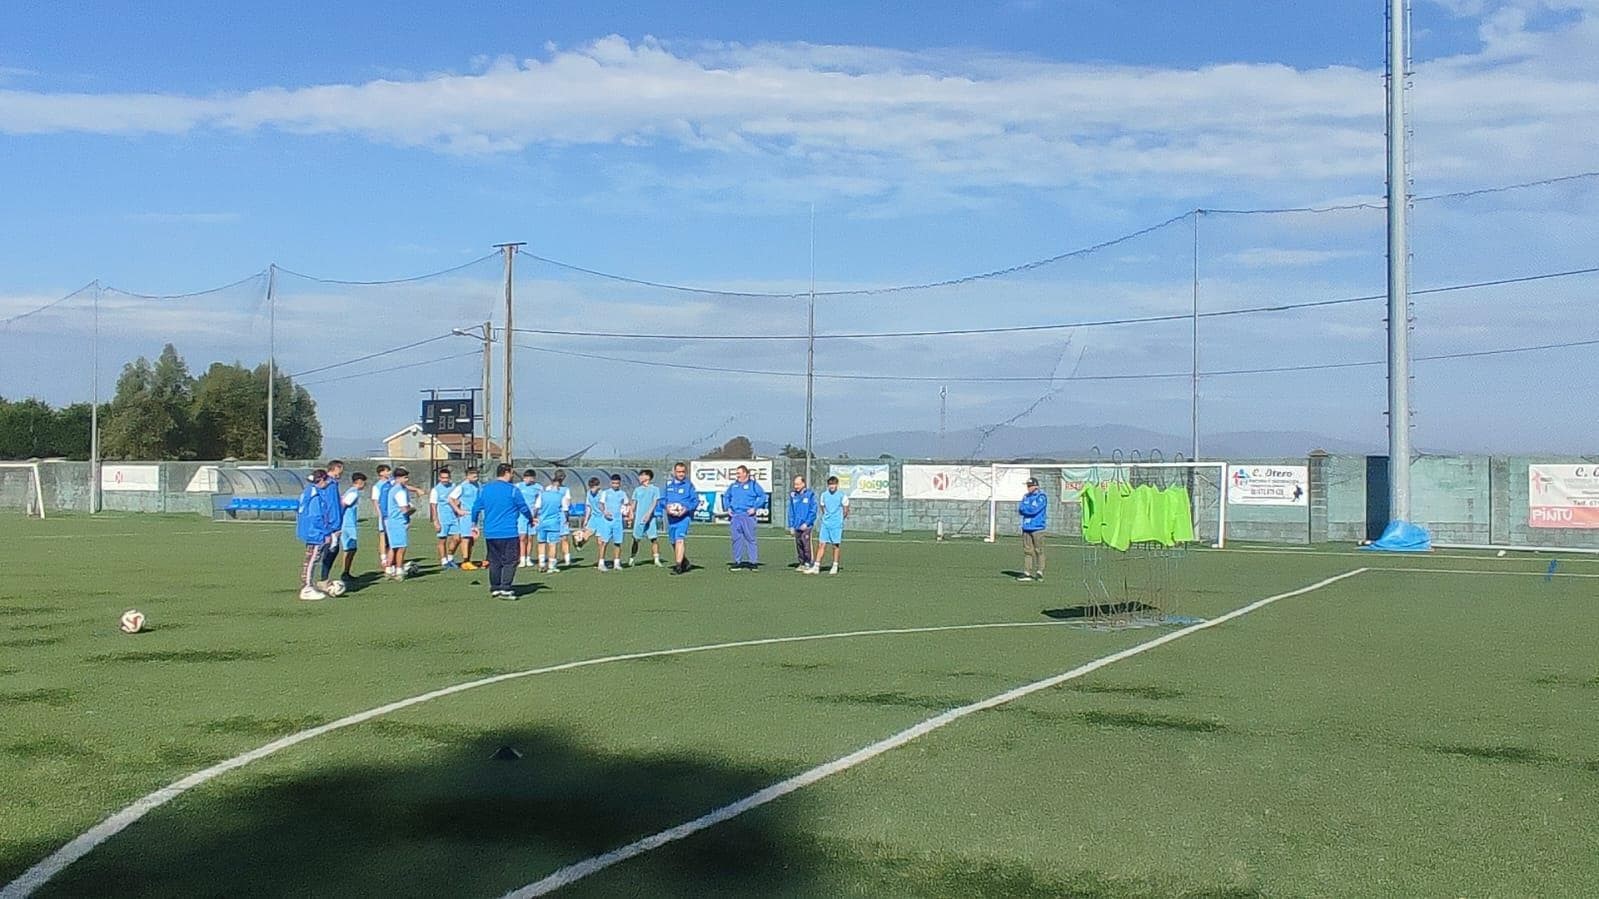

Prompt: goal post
[0,462,48,519]
[986,461,1228,547]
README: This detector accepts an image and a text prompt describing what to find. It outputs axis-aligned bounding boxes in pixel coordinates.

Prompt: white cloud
[0,13,1593,204]
[1225,248,1368,268]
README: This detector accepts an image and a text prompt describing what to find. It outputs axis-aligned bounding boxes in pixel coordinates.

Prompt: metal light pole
[1191,210,1201,461]
[805,205,816,486]
[265,264,277,466]
[1386,0,1413,521]
[481,320,493,464]
[494,243,524,464]
[90,282,101,513]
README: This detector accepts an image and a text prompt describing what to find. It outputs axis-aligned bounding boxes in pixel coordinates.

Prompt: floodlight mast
[1386,0,1413,521]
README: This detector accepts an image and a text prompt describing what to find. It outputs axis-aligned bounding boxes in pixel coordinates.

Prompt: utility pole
[939,385,947,459]
[1191,210,1201,461]
[266,264,277,466]
[494,242,525,464]
[90,282,101,513]
[480,320,493,466]
[805,206,816,486]
[1386,0,1413,522]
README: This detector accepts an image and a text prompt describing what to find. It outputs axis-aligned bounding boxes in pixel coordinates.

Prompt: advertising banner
[827,464,890,500]
[902,465,1028,501]
[1226,465,1308,506]
[689,459,774,523]
[101,464,160,492]
[1528,464,1599,529]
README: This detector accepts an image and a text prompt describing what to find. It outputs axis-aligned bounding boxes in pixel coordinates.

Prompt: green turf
[1,514,1595,897]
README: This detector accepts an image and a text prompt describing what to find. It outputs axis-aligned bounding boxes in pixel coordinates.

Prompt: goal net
[0,463,47,519]
[986,461,1226,547]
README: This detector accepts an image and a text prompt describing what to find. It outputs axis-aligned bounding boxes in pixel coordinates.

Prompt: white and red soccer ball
[119,609,146,634]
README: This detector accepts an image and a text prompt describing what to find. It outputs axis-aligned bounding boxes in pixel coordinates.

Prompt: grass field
[1,513,1596,897]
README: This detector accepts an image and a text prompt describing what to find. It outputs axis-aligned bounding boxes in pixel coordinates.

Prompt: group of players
[295,459,853,600]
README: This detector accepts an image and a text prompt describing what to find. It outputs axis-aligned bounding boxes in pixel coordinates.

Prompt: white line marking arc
[0,619,1089,898]
[503,568,1370,897]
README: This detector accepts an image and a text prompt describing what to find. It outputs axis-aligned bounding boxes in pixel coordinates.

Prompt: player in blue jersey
[534,470,571,573]
[662,461,701,574]
[516,469,543,568]
[338,472,367,583]
[596,474,629,571]
[430,468,460,569]
[384,467,416,580]
[579,477,602,550]
[813,475,850,575]
[447,467,482,570]
[628,468,664,567]
[372,464,394,570]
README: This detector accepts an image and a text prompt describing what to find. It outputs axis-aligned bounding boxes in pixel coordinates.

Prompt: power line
[287,332,459,378]
[298,351,480,387]
[273,253,501,286]
[103,268,267,300]
[503,264,1599,342]
[0,281,97,328]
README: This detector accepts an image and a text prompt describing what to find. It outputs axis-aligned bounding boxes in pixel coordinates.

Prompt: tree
[705,435,754,460]
[780,443,811,460]
[100,346,321,461]
[101,356,171,460]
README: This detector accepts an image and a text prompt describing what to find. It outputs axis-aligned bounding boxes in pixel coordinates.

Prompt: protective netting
[1,173,1595,462]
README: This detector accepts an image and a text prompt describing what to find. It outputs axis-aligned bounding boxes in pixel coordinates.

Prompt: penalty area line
[0,618,1089,899]
[503,567,1371,898]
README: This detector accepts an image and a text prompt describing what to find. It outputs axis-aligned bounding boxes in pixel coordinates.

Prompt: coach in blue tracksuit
[1017,476,1048,582]
[724,465,768,570]
[662,462,700,574]
[787,475,817,570]
[470,463,535,599]
[316,460,345,586]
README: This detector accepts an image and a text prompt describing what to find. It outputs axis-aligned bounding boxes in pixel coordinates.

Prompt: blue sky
[1,1,1596,455]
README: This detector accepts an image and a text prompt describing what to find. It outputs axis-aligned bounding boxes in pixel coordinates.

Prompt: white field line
[503,568,1371,898]
[1367,566,1599,579]
[0,619,1094,899]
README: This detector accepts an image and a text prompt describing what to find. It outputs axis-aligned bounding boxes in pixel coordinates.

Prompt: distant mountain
[624,426,1373,462]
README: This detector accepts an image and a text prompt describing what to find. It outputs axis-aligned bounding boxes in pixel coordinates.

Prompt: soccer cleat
[829,566,839,575]
[460,561,479,571]
[299,586,327,601]
[653,558,663,567]
[1015,574,1034,582]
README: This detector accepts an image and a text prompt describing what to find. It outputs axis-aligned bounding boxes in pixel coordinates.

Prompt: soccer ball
[119,609,146,634]
[574,529,590,547]
[666,502,687,518]
[404,561,420,577]
[325,580,348,598]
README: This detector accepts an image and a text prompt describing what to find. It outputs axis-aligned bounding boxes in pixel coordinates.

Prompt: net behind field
[1,173,1596,464]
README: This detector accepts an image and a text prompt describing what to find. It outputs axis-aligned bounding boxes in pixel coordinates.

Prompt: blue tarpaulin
[1364,520,1432,553]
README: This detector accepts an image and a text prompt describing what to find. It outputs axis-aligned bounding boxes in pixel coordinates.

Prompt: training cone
[491,745,523,761]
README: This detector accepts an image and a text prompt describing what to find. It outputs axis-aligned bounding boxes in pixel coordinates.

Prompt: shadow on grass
[16,719,1266,898]
[33,725,827,898]
[1042,602,1160,620]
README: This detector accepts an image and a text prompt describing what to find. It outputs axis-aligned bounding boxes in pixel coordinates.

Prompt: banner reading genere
[1528,464,1599,528]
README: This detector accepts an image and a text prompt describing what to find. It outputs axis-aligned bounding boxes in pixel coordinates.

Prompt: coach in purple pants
[723,466,767,570]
